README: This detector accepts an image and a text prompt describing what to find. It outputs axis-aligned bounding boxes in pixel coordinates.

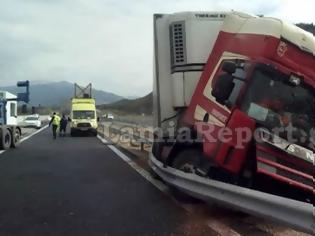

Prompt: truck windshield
[73,111,95,119]
[241,65,315,148]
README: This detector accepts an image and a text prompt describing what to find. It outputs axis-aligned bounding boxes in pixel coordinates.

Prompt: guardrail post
[140,141,144,151]
[129,135,133,146]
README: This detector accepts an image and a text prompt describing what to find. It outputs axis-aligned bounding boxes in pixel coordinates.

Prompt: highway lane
[0,128,215,236]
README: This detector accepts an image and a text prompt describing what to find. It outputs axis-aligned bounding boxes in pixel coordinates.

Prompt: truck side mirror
[222,61,236,74]
[211,73,235,104]
[97,117,100,122]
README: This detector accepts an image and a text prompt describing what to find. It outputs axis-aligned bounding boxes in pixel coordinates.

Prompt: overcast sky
[0,0,314,97]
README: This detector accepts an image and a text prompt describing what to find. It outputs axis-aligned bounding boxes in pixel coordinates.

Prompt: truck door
[214,109,255,174]
[7,102,17,126]
[199,57,255,174]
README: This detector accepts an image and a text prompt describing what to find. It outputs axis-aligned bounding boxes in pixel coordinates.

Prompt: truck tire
[172,149,201,173]
[92,129,97,137]
[0,129,12,150]
[11,128,21,148]
[170,149,202,202]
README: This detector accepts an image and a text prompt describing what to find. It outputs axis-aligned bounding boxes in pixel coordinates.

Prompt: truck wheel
[11,128,21,148]
[172,149,201,173]
[1,129,12,150]
[170,149,202,202]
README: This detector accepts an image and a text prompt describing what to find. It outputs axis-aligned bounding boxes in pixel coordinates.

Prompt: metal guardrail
[99,122,153,150]
[149,153,314,235]
[99,121,314,234]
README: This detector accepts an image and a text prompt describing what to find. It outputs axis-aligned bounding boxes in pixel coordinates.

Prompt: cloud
[0,0,313,96]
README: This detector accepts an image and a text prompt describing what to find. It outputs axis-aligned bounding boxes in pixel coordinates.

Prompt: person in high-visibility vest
[49,112,61,139]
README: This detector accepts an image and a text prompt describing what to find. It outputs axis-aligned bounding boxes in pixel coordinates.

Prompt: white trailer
[153,11,235,131]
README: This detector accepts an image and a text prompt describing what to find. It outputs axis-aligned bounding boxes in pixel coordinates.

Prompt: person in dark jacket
[60,114,68,137]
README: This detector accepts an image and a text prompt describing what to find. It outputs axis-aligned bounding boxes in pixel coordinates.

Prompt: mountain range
[98,93,153,115]
[297,23,315,35]
[0,81,123,106]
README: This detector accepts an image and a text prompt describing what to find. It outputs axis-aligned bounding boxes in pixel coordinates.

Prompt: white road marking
[20,125,49,143]
[0,125,48,155]
[97,135,168,192]
[97,134,244,236]
[96,135,111,145]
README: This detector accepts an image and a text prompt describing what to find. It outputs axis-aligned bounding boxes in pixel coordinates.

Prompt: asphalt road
[0,127,216,236]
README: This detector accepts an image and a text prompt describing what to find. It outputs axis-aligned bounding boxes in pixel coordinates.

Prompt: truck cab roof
[0,91,17,100]
[222,12,315,57]
[71,98,96,111]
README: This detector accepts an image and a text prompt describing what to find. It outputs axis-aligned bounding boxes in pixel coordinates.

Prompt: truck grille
[77,123,91,128]
[256,144,314,193]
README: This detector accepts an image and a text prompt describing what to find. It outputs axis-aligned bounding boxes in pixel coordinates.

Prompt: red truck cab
[152,11,314,202]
